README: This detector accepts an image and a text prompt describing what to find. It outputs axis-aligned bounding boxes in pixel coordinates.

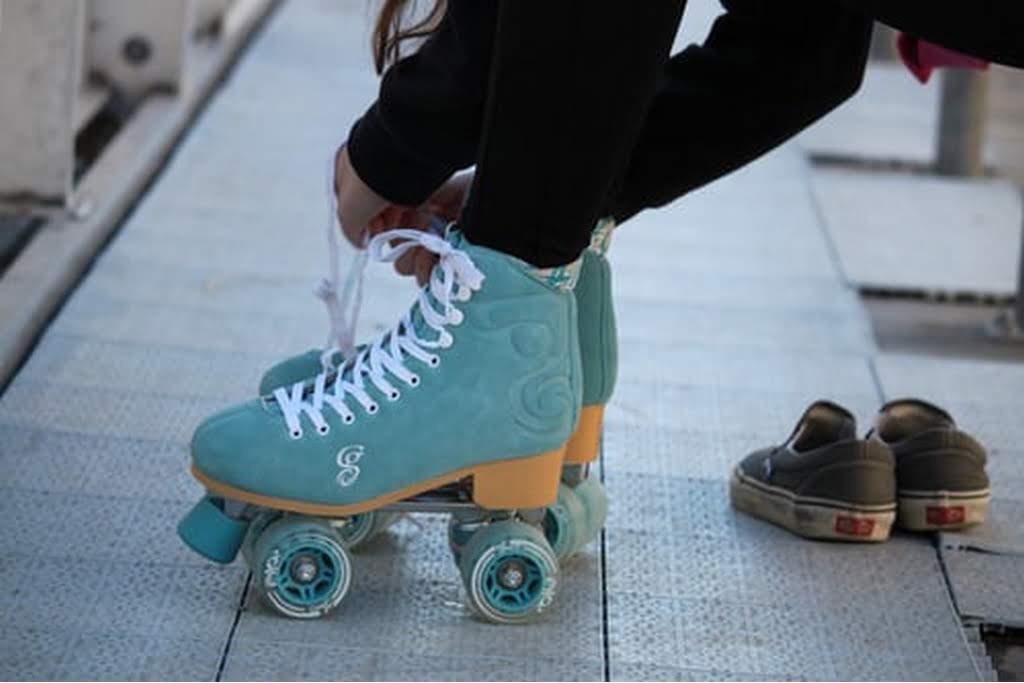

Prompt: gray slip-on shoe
[730,400,896,542]
[871,398,990,531]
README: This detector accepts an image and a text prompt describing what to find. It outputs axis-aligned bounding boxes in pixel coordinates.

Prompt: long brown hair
[372,0,446,74]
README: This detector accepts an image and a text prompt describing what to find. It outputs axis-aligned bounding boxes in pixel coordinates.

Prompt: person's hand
[334,142,475,285]
[424,170,473,222]
[388,171,474,285]
[334,145,408,247]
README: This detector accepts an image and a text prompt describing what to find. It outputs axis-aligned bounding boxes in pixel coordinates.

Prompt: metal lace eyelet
[428,356,440,368]
[317,424,330,436]
[343,414,355,425]
[388,389,401,401]
[408,374,420,387]
[290,428,303,440]
[367,403,379,415]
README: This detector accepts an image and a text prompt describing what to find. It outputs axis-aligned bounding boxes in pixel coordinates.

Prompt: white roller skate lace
[313,156,447,372]
[274,228,485,439]
[314,154,367,370]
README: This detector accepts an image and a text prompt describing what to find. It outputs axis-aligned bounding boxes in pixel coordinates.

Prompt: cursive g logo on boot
[335,445,365,488]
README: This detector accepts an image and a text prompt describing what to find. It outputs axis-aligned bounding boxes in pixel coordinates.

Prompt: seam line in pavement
[599,436,612,681]
[802,160,853,287]
[216,573,252,682]
[867,356,886,404]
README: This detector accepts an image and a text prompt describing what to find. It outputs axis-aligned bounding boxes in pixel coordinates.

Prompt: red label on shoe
[926,506,965,525]
[834,516,875,536]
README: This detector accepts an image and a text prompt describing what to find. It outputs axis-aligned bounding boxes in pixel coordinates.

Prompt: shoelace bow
[275,224,485,439]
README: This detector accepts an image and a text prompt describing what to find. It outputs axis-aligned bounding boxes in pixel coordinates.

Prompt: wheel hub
[290,554,320,583]
[497,559,526,589]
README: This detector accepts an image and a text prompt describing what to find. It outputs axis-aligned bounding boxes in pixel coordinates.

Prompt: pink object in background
[897,33,990,84]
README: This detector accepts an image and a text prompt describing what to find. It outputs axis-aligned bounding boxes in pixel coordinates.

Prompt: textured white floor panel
[942,549,1024,629]
[222,641,602,682]
[603,474,981,681]
[0,379,222,444]
[0,628,227,682]
[812,169,1022,295]
[799,63,941,165]
[0,532,244,680]
[612,270,863,317]
[16,333,269,401]
[616,301,874,355]
[604,373,879,481]
[874,354,1024,423]
[0,425,193,501]
[617,344,876,395]
[228,515,603,680]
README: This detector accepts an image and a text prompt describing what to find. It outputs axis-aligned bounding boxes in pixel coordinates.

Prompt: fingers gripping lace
[315,150,451,372]
[274,228,485,438]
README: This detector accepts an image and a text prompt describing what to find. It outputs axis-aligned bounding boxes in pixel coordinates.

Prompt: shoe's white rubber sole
[730,467,896,542]
[897,488,990,531]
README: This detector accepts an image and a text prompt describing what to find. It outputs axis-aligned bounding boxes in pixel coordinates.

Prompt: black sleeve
[609,0,872,223]
[347,0,497,206]
[849,0,1024,68]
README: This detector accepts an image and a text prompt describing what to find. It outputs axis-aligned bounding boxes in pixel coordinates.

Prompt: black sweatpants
[349,0,688,266]
[459,2,686,266]
[606,0,873,223]
[346,1,1022,268]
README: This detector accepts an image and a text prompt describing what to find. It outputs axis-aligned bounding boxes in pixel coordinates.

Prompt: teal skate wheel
[250,516,352,619]
[240,510,281,567]
[572,476,608,546]
[177,496,249,564]
[459,520,559,624]
[542,483,588,561]
[447,517,481,567]
[337,511,398,549]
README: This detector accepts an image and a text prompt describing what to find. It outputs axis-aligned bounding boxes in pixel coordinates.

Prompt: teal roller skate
[555,218,616,553]
[254,215,447,550]
[450,220,617,565]
[180,227,581,623]
[262,219,619,565]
